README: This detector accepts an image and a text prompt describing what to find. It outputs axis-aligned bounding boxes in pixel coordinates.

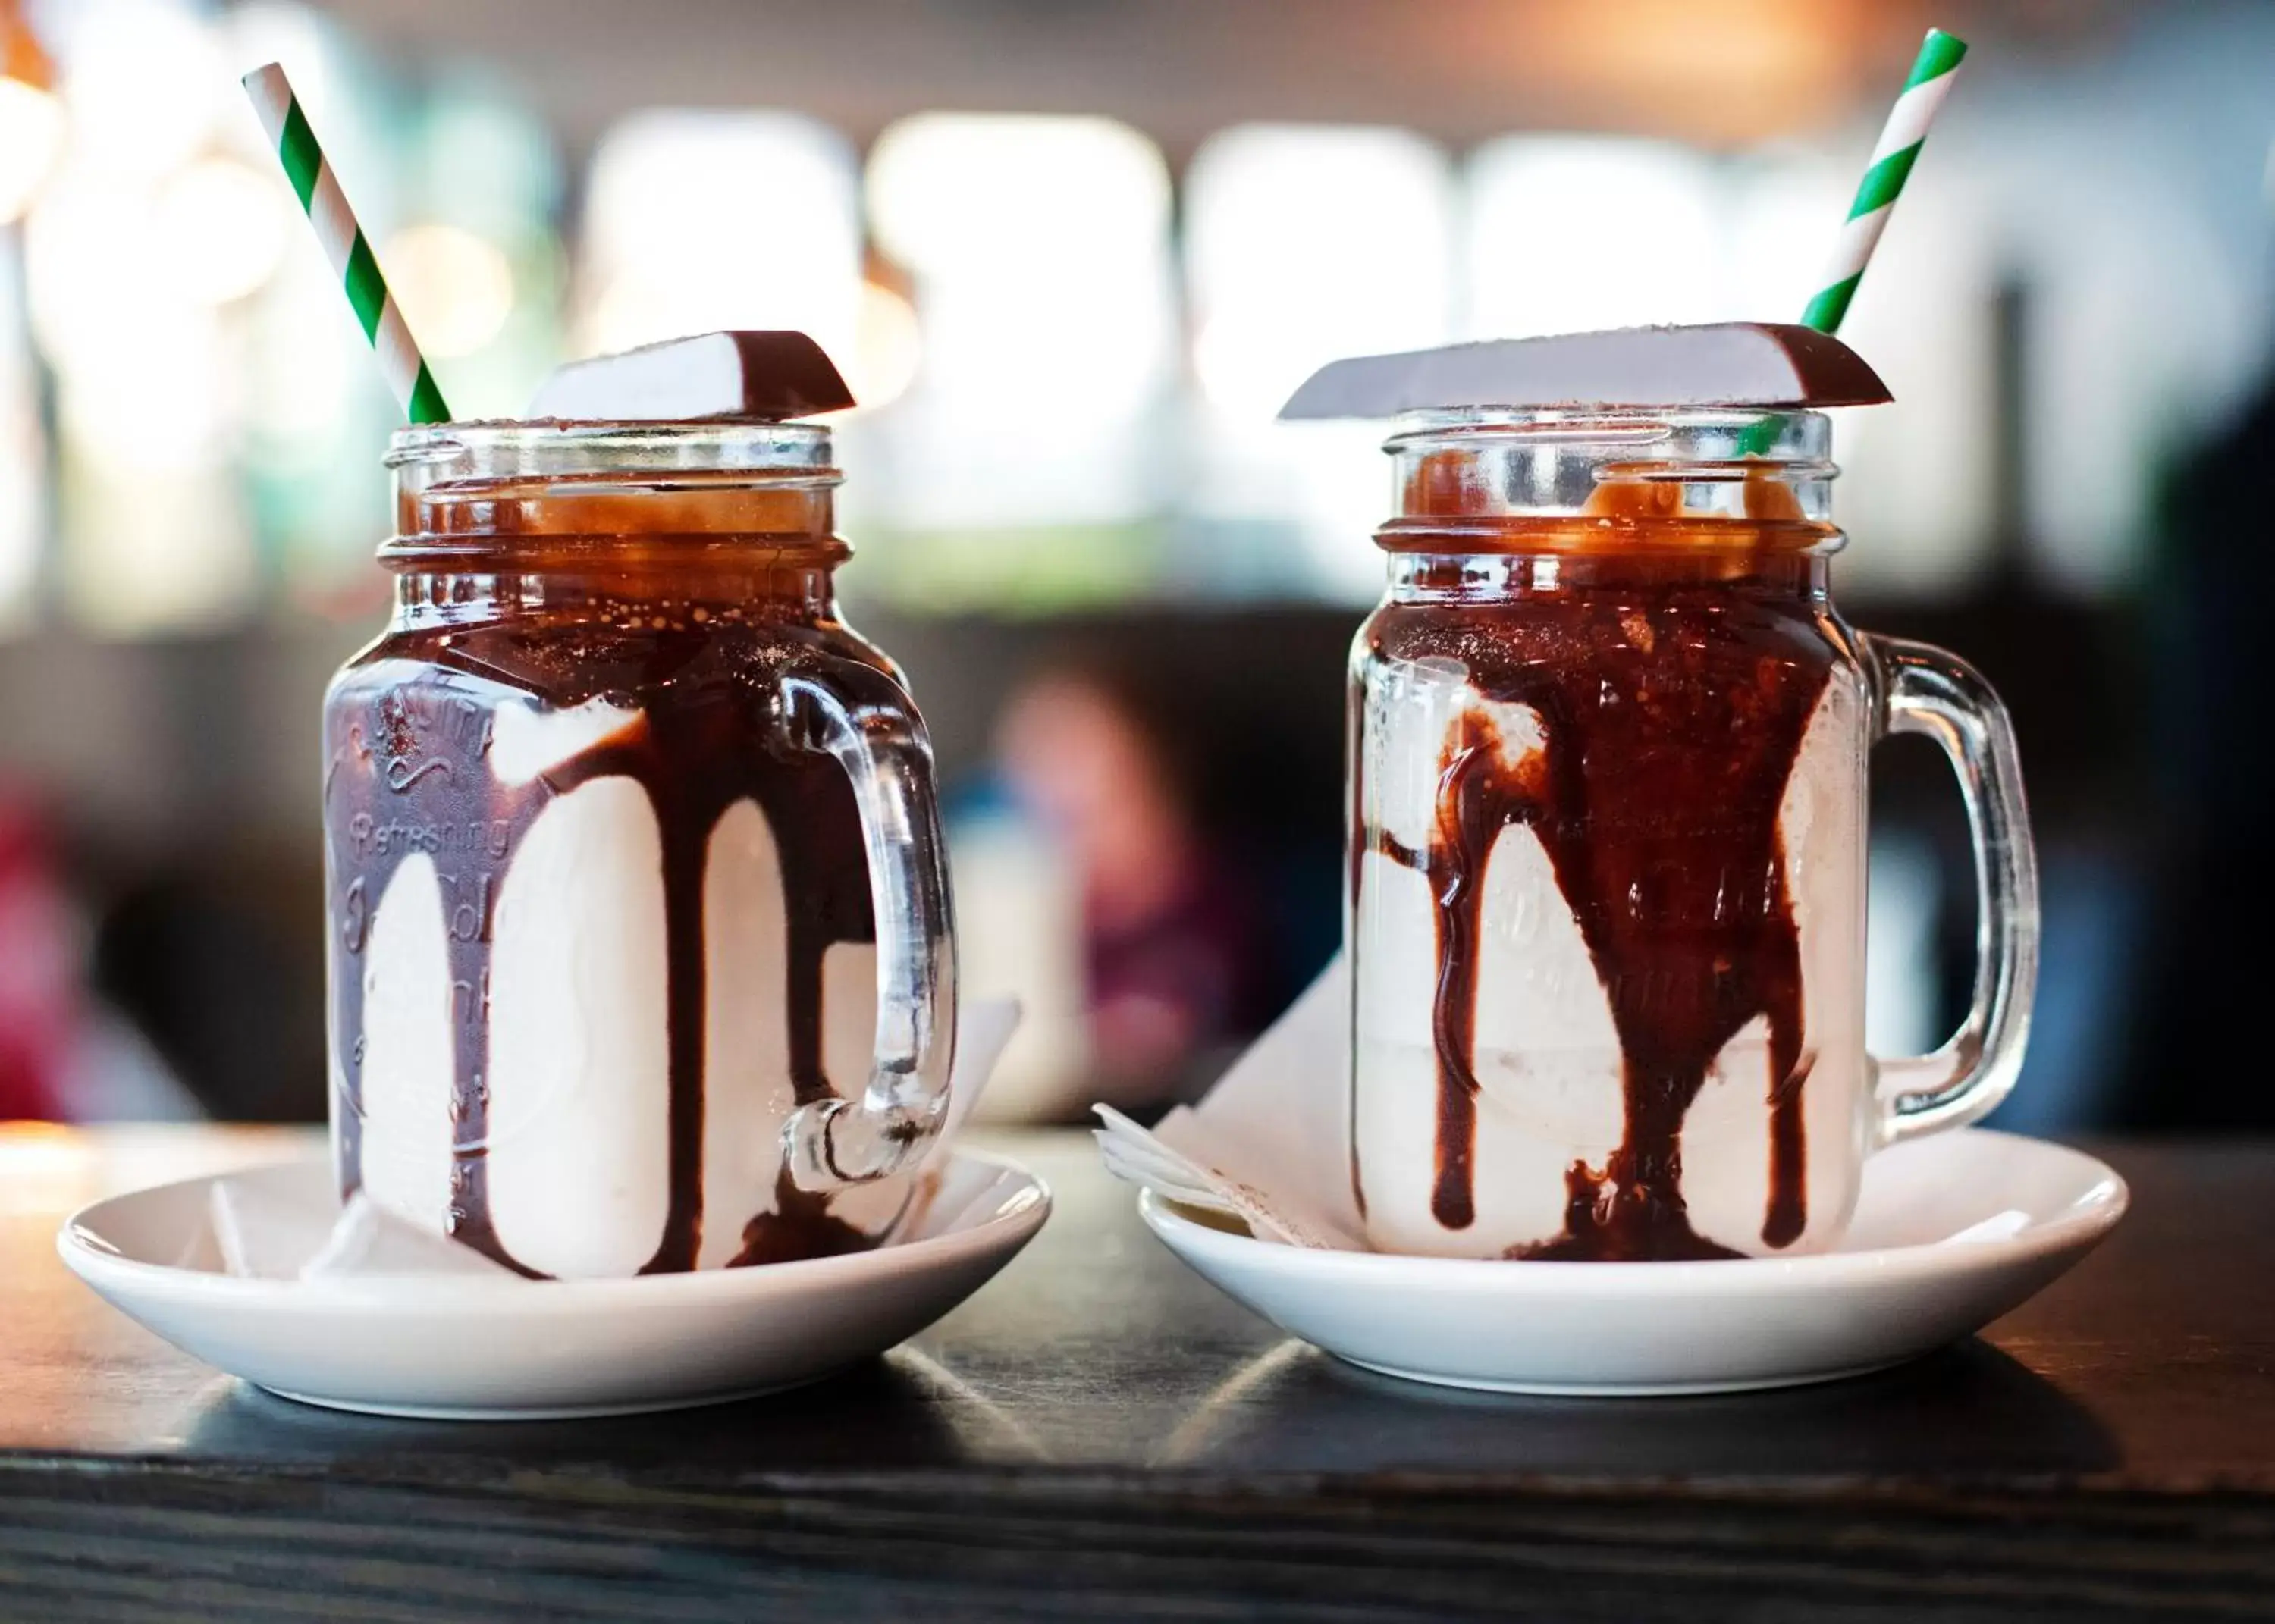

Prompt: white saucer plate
[59,1150,1048,1420]
[1139,1128,2126,1397]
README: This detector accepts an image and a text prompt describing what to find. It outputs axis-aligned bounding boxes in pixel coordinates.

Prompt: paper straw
[1800,27,1969,335]
[1738,28,1967,456]
[240,63,451,424]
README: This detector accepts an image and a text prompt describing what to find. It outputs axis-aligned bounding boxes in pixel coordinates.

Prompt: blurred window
[1463,136,1721,339]
[1187,124,1454,422]
[857,111,1174,556]
[1183,124,1454,602]
[577,110,860,368]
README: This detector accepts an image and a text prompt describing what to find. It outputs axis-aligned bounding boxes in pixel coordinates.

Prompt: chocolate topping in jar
[1354,470,1834,1259]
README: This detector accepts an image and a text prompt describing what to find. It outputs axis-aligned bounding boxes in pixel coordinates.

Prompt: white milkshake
[1352,667,1871,1259]
[332,679,892,1280]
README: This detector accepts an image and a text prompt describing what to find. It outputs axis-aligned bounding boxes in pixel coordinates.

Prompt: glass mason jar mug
[1348,409,2037,1262]
[323,421,955,1279]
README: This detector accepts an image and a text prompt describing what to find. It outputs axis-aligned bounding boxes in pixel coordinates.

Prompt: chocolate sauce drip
[325,608,896,1276]
[1358,572,1831,1259]
[727,1168,876,1267]
[1343,666,1370,1222]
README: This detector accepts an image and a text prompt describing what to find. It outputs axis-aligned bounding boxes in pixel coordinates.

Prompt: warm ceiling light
[0,2,61,226]
[1527,0,1853,143]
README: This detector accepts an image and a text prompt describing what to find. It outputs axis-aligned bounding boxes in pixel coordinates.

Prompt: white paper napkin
[212,1181,523,1280]
[1094,955,1367,1250]
[213,997,1022,1281]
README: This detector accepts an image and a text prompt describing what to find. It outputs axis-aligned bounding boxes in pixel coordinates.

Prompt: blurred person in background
[990,657,1272,1115]
[0,792,199,1123]
[0,796,74,1119]
[89,867,319,1123]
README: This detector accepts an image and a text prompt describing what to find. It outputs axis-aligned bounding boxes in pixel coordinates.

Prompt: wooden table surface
[0,1124,2270,1622]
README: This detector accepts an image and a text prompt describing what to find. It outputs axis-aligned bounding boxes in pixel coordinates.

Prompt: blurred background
[0,0,2267,1130]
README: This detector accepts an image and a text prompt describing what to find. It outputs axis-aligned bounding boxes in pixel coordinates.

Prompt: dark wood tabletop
[0,1125,2269,1622]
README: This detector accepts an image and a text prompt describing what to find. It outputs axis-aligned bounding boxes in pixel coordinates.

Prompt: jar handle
[774,658,958,1187]
[1865,634,2040,1146]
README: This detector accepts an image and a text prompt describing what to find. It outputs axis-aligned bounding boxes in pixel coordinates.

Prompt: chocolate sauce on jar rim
[325,481,910,1278]
[1354,472,1837,1260]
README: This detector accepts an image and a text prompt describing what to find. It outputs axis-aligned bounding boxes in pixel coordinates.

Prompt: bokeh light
[1182,124,1455,598]
[1186,124,1454,422]
[868,112,1173,416]
[857,112,1174,534]
[0,74,62,225]
[1464,136,1721,339]
[381,222,516,359]
[47,0,224,182]
[577,110,860,365]
[157,156,288,306]
[847,279,922,415]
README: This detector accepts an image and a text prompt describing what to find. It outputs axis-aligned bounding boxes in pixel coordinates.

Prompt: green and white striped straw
[1737,27,1966,456]
[1800,27,1969,335]
[240,63,451,424]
